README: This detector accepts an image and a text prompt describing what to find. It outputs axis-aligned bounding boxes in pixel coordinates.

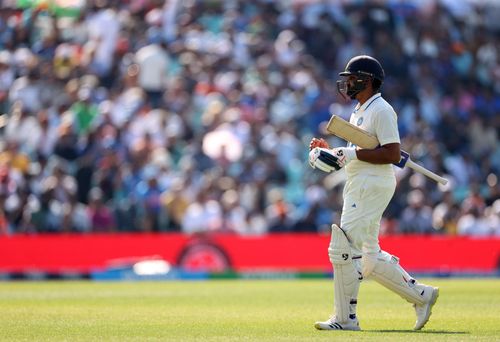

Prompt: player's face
[337,75,367,100]
[347,75,358,86]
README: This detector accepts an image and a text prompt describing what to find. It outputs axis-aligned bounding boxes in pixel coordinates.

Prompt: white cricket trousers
[340,174,396,256]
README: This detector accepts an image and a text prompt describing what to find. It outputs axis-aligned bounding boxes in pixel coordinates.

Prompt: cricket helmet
[337,55,385,99]
[339,55,385,82]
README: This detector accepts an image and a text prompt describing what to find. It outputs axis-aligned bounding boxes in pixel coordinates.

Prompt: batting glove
[329,147,357,168]
[308,147,340,172]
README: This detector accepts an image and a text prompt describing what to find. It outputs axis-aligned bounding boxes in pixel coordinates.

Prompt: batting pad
[328,224,361,323]
[363,251,427,305]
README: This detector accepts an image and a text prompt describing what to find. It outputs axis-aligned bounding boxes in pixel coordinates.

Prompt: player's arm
[355,107,401,165]
[309,109,401,171]
[311,143,400,172]
[355,143,400,165]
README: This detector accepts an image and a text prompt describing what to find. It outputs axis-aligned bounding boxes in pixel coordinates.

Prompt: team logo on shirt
[356,117,363,126]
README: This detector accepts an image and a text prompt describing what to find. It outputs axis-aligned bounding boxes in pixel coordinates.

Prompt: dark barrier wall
[1,234,499,275]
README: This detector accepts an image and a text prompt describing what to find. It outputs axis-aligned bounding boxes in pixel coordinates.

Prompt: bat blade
[326,115,378,149]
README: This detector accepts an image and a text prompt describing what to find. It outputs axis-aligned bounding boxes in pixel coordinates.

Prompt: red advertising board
[0,233,499,275]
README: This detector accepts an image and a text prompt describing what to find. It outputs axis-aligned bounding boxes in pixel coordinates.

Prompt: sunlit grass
[0,279,499,341]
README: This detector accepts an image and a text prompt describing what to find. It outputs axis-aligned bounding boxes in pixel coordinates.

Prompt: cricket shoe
[413,286,439,330]
[314,316,361,331]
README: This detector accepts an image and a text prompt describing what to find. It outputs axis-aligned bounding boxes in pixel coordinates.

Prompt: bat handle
[406,159,448,185]
[394,150,410,168]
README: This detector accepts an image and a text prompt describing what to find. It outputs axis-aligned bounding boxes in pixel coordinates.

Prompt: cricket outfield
[0,279,499,341]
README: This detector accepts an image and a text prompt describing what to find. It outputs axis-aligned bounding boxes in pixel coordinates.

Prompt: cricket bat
[326,115,448,186]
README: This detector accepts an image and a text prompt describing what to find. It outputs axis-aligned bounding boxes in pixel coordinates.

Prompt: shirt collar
[354,93,382,113]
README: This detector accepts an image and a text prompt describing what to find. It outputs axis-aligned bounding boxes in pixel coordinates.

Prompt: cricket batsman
[308,55,439,331]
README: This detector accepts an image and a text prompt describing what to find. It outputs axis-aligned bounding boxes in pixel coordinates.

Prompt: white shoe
[314,316,361,331]
[413,286,439,330]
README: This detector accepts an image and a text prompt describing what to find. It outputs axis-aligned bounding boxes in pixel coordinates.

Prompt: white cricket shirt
[345,93,400,178]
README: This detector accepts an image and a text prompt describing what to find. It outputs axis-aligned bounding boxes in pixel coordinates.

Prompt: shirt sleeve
[374,106,400,146]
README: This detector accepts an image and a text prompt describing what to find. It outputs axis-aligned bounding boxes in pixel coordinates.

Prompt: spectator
[400,190,434,234]
[266,188,294,233]
[135,42,170,108]
[0,51,14,113]
[182,190,223,234]
[87,187,115,233]
[432,190,461,235]
[457,207,492,236]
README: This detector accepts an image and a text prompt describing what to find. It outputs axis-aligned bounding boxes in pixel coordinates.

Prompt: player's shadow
[369,330,469,335]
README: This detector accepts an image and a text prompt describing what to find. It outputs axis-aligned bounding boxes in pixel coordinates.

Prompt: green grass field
[1,278,499,341]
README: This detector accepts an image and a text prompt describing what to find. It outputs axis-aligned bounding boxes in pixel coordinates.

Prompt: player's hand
[309,147,358,172]
[309,138,329,150]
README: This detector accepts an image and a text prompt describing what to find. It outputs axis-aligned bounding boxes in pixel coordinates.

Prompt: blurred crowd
[0,0,499,236]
